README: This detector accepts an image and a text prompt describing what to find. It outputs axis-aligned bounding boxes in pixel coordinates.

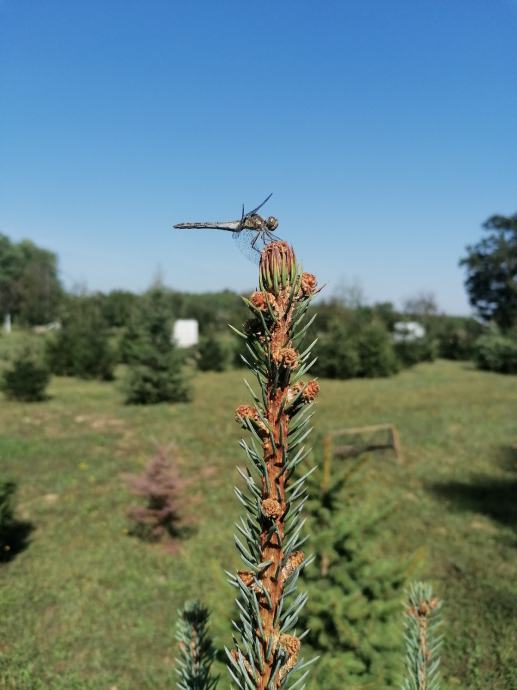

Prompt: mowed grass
[0,360,516,690]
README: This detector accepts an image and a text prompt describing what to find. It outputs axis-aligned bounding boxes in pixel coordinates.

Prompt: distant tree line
[1,209,516,395]
[0,233,62,326]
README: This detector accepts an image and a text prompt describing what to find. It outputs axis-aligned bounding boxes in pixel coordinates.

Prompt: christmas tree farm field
[0,360,516,690]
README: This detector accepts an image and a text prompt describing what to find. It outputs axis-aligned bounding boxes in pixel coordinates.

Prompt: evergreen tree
[197,334,228,372]
[175,601,218,690]
[301,457,412,689]
[1,345,51,401]
[123,286,191,404]
[46,295,115,380]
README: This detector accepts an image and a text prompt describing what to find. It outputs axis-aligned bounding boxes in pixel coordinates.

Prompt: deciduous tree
[460,213,517,331]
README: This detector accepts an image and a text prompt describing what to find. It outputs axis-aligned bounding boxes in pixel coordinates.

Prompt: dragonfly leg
[250,232,261,253]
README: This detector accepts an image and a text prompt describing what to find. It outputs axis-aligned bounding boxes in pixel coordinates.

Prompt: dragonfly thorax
[242,214,279,232]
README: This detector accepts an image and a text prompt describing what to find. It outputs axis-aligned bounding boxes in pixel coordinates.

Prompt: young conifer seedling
[226,241,320,690]
[176,600,218,690]
[402,582,443,690]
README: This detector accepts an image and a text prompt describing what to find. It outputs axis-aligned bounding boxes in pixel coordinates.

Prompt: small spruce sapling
[124,446,185,542]
[402,583,443,690]
[1,346,51,401]
[300,456,410,689]
[198,334,228,372]
[176,601,218,690]
[226,242,321,690]
[46,297,115,380]
[123,286,191,404]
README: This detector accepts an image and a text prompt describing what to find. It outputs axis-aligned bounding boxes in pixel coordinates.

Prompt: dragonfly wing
[232,228,284,264]
[246,193,273,217]
[233,229,261,264]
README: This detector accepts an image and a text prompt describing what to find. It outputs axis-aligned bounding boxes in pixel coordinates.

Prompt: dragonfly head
[266,216,279,231]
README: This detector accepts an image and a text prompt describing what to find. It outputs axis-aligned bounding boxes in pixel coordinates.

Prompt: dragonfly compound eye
[266,216,279,231]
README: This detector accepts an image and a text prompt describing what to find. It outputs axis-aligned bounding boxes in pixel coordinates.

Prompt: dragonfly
[173,194,281,262]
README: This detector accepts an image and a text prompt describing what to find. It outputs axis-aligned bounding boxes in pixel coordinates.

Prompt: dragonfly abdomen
[173,221,240,232]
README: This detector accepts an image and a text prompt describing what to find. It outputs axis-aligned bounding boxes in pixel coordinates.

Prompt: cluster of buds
[407,595,440,620]
[273,347,299,369]
[236,241,320,424]
[286,380,320,407]
[234,404,268,434]
[229,239,320,690]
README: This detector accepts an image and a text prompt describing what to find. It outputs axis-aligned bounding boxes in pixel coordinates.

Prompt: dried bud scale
[250,291,274,312]
[300,272,318,296]
[228,241,320,690]
[261,497,283,519]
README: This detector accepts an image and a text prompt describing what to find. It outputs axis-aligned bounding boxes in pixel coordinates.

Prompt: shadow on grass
[127,522,197,553]
[428,446,517,532]
[0,519,34,563]
[1,480,34,563]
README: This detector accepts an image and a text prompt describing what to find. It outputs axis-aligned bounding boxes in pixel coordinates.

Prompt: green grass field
[0,360,516,690]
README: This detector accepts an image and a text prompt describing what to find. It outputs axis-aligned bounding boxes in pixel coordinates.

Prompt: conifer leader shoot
[227,241,320,690]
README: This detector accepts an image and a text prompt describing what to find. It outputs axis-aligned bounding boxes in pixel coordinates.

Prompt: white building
[172,319,199,348]
[393,321,426,342]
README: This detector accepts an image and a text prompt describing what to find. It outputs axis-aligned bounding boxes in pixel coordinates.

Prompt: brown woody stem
[257,288,294,690]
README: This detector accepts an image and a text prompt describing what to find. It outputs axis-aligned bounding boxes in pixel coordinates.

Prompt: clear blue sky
[1,0,516,314]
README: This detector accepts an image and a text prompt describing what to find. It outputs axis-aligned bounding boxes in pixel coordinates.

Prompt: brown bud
[278,634,301,657]
[418,600,430,616]
[261,498,282,519]
[277,347,299,369]
[237,571,255,588]
[302,379,320,402]
[250,291,269,311]
[259,241,297,295]
[235,405,257,423]
[300,272,317,296]
[234,405,268,434]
